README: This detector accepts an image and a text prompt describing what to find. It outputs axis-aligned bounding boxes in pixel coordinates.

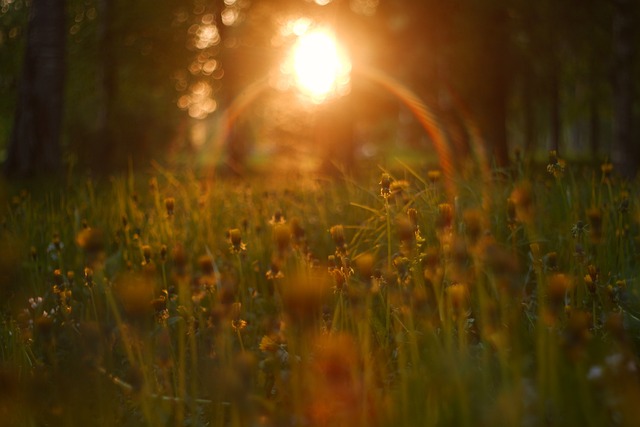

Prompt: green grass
[1,156,639,426]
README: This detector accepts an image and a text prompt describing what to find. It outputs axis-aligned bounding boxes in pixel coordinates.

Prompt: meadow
[1,154,639,426]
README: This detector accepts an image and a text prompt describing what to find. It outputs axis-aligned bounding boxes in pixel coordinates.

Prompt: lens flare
[291,29,350,102]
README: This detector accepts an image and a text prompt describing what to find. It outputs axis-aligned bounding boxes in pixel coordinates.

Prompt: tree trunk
[93,0,116,173]
[518,63,535,156]
[4,0,66,178]
[611,0,637,178]
[588,88,600,162]
[474,4,510,168]
[548,57,561,154]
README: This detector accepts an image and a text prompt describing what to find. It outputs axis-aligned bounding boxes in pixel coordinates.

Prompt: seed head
[547,150,566,178]
[269,210,286,225]
[228,228,246,253]
[379,173,392,199]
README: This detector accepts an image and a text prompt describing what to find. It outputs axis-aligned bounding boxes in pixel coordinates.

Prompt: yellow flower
[231,319,247,332]
[259,335,279,353]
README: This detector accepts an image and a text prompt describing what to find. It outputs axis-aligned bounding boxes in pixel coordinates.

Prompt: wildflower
[141,245,152,265]
[266,261,284,280]
[379,173,392,199]
[280,273,330,327]
[289,217,307,249]
[164,197,175,217]
[331,268,347,293]
[150,290,168,313]
[393,255,411,284]
[371,268,386,293]
[66,271,75,286]
[46,233,64,260]
[586,208,603,244]
[83,267,94,287]
[228,228,246,253]
[269,210,286,225]
[571,220,589,238]
[445,283,470,319]
[547,273,572,307]
[197,254,214,275]
[330,225,347,255]
[28,296,43,311]
[546,150,566,178]
[259,335,280,353]
[601,162,613,183]
[273,224,291,254]
[407,208,419,230]
[545,252,558,271]
[463,209,483,245]
[390,179,409,195]
[114,274,155,319]
[510,182,534,224]
[354,253,374,281]
[231,319,247,332]
[584,264,598,294]
[427,170,441,184]
[327,255,337,272]
[562,310,592,361]
[160,244,167,262]
[76,227,105,255]
[435,203,454,230]
[172,244,188,274]
[397,216,415,255]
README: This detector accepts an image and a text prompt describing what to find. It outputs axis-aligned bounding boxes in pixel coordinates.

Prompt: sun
[291,29,351,102]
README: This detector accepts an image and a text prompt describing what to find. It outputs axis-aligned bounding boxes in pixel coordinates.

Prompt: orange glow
[290,28,351,103]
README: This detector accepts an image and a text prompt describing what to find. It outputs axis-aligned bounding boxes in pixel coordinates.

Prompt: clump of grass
[0,158,639,426]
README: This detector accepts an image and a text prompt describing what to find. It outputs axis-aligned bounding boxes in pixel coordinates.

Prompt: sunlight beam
[291,28,350,102]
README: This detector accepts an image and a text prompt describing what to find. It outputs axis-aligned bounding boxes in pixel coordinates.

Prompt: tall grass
[0,157,639,426]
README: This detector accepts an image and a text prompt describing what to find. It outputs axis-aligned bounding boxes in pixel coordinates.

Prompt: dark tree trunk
[522,67,536,156]
[611,0,637,178]
[474,4,510,168]
[588,89,600,162]
[4,0,66,178]
[548,57,561,154]
[93,0,116,173]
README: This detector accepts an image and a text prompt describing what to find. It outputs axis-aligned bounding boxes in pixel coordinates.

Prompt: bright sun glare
[291,29,351,102]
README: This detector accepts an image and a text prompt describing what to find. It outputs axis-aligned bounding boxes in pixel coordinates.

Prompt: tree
[4,0,66,178]
[611,0,637,178]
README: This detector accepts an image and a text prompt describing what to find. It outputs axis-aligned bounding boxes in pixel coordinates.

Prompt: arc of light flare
[352,66,456,200]
[210,66,491,206]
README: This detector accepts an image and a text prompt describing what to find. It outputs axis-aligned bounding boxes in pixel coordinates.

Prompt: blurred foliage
[0,0,638,173]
